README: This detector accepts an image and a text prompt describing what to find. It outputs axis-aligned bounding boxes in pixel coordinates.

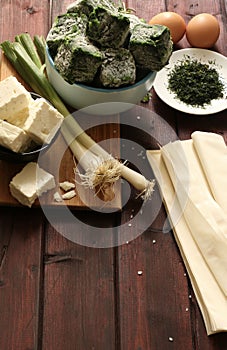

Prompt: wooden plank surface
[42,213,118,350]
[0,0,227,350]
[118,1,227,350]
[0,207,44,350]
[0,2,49,349]
[41,2,118,347]
[117,2,193,349]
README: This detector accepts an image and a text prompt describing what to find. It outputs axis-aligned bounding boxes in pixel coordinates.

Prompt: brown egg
[149,12,186,44]
[186,13,220,48]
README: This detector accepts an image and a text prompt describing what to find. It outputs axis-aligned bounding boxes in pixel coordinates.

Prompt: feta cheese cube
[23,98,64,144]
[61,189,76,200]
[59,181,75,192]
[0,119,32,153]
[9,162,56,207]
[0,76,32,127]
[6,107,30,128]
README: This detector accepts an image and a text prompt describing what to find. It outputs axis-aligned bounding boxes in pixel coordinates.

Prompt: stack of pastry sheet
[147,131,227,335]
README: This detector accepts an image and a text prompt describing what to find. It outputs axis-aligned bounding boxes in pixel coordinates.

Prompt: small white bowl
[45,46,157,114]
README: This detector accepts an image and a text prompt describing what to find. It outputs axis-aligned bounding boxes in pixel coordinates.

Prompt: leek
[0,33,155,201]
[15,33,42,69]
[33,35,46,65]
[61,121,121,201]
[62,119,155,201]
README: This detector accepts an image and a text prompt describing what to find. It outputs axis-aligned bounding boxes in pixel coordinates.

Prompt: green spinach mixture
[46,0,173,88]
[167,56,225,107]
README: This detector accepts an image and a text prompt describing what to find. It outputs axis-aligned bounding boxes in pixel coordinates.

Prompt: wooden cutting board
[0,55,122,210]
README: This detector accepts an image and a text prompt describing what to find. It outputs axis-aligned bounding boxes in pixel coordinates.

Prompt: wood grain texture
[0,0,50,41]
[0,2,49,350]
[0,1,227,349]
[117,116,193,350]
[0,0,51,82]
[50,0,74,19]
[0,207,44,350]
[42,218,117,350]
[118,1,227,350]
[117,0,193,348]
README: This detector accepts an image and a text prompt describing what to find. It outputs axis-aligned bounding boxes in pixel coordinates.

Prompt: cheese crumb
[53,191,63,202]
[61,190,76,200]
[59,181,75,192]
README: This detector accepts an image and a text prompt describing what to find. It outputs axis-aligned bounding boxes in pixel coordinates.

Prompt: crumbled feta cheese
[53,191,63,202]
[61,189,76,200]
[59,181,75,192]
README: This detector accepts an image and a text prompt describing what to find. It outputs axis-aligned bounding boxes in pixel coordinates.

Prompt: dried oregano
[167,56,224,107]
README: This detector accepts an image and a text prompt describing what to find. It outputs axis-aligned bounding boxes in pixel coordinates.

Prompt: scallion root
[74,155,122,201]
[137,179,156,202]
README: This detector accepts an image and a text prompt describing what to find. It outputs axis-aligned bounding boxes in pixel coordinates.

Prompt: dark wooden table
[0,1,227,349]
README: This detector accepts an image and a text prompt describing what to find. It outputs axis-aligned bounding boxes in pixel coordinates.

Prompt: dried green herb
[167,56,224,107]
[141,91,152,103]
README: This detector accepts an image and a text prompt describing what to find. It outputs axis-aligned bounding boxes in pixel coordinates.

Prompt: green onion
[62,118,155,201]
[63,125,120,201]
[33,35,46,65]
[1,39,69,116]
[15,33,42,69]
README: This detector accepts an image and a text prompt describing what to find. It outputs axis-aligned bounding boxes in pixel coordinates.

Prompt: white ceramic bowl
[45,46,157,114]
